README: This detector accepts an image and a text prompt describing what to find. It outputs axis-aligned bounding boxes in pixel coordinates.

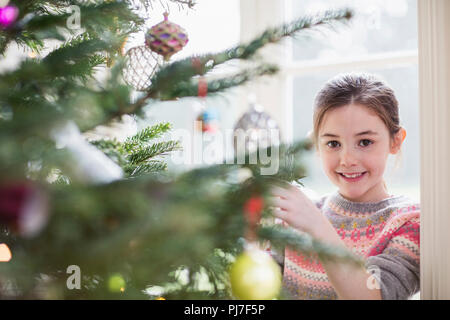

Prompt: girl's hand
[269,185,328,236]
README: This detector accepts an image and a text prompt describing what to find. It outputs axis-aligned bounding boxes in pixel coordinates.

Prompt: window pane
[137,0,241,172]
[292,66,420,201]
[127,0,240,59]
[291,0,418,61]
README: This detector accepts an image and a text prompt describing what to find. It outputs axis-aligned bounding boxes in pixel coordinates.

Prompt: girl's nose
[340,148,358,167]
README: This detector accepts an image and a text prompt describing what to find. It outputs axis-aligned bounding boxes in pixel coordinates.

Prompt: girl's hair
[312,73,402,150]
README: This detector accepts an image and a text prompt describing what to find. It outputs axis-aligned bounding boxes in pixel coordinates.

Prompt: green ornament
[229,248,281,300]
[108,273,126,293]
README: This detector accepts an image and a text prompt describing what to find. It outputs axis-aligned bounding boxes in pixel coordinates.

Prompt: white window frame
[417,0,450,300]
[240,0,450,299]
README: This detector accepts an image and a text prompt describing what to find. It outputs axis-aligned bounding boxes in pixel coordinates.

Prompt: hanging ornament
[196,107,220,133]
[233,98,280,156]
[229,246,282,300]
[145,12,189,61]
[122,45,163,91]
[107,273,126,293]
[0,4,18,28]
[244,196,264,225]
[0,181,49,238]
[243,195,264,241]
[194,76,220,133]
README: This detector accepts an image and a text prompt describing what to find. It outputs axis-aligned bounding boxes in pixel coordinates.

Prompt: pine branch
[130,0,196,11]
[124,122,172,152]
[168,0,196,8]
[159,64,279,101]
[128,140,182,164]
[43,34,103,65]
[89,122,177,178]
[107,64,277,122]
[89,139,125,165]
[258,225,364,267]
[25,2,143,34]
[1,2,143,54]
[115,8,353,119]
[125,160,168,176]
[147,9,353,94]
[20,7,354,130]
[42,35,118,81]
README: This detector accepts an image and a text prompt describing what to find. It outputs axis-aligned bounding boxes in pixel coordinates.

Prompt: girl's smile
[337,171,367,182]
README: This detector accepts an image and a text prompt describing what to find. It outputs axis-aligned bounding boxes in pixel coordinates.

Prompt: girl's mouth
[338,171,367,182]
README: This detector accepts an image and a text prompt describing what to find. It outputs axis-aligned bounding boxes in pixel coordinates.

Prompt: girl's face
[317,103,403,202]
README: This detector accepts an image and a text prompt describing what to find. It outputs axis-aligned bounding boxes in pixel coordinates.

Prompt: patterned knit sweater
[277,190,420,300]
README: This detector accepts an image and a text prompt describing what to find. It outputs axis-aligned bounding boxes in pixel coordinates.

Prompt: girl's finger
[270,186,290,198]
[285,185,305,199]
[271,207,287,220]
[268,196,289,209]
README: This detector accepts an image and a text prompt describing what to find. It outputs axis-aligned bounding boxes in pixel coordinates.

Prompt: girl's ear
[390,127,406,154]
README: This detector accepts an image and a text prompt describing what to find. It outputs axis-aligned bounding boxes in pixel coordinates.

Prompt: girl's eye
[326,140,373,148]
[359,139,373,147]
[326,141,340,148]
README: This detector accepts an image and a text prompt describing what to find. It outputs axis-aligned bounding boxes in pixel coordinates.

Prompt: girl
[270,73,420,300]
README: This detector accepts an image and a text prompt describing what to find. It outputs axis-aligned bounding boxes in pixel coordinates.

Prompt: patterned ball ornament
[122,45,163,91]
[145,12,189,61]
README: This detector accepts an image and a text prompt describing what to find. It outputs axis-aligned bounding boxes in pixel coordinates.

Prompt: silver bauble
[233,102,280,156]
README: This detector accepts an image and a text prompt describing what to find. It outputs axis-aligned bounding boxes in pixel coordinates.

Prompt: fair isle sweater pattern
[282,191,420,300]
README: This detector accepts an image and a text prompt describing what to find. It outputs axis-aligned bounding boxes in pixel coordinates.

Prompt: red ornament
[244,196,264,225]
[194,76,220,133]
[0,182,32,224]
[197,76,208,98]
[0,181,48,237]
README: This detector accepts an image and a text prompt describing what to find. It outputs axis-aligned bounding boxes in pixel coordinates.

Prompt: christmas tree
[0,0,359,299]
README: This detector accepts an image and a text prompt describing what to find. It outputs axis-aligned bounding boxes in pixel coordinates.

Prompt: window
[132,0,241,172]
[241,0,419,202]
[241,0,421,299]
